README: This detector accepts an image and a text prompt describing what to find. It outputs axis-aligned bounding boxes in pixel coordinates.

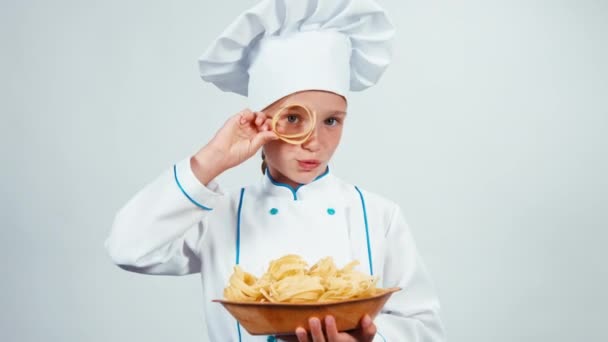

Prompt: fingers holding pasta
[191,109,277,185]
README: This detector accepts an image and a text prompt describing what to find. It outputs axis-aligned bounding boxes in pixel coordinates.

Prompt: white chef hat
[198,0,394,111]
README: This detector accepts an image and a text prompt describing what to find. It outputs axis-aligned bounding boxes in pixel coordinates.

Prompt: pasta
[224,255,382,303]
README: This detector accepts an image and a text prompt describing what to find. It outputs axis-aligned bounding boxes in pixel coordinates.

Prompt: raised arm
[105,109,277,275]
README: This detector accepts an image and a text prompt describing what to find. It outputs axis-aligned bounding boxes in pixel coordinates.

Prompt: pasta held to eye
[223,255,382,303]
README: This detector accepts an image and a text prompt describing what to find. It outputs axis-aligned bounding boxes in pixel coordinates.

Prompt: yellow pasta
[223,255,381,303]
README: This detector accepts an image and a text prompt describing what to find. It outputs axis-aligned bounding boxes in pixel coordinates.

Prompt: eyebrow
[316,110,347,119]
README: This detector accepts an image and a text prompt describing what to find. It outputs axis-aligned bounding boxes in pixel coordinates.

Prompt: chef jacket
[106,158,445,341]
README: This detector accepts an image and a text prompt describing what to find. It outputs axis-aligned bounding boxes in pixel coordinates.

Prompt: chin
[292,170,322,185]
[297,176,317,185]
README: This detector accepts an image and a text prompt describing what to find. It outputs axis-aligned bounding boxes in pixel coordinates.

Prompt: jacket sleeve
[104,158,224,275]
[373,205,446,341]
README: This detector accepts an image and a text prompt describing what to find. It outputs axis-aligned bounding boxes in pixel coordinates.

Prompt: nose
[301,125,321,152]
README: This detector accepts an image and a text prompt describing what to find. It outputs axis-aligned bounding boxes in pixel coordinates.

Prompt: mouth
[297,159,321,171]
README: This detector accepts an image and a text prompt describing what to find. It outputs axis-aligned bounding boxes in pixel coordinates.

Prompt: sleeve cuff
[173,158,223,210]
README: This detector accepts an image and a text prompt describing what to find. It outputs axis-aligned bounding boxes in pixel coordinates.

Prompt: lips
[297,159,321,171]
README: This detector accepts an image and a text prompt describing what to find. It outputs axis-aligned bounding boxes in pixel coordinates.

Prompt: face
[262,90,347,187]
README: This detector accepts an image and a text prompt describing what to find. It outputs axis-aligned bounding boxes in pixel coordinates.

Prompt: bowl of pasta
[213,255,401,336]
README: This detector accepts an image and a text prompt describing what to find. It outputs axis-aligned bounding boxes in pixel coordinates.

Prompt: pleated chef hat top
[198,0,395,111]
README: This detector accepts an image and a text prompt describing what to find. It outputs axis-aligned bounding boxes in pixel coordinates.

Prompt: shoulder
[220,178,274,207]
[204,180,260,213]
[332,175,399,218]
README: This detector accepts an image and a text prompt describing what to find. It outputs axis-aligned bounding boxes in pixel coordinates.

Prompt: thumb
[252,130,279,149]
[360,315,377,341]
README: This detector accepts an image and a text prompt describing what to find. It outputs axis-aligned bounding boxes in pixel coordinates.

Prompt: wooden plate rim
[212,287,401,307]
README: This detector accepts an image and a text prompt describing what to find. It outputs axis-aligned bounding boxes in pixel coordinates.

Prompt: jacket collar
[261,167,335,201]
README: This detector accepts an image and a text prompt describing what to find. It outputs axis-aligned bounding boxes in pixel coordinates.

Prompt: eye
[287,114,300,123]
[324,117,340,126]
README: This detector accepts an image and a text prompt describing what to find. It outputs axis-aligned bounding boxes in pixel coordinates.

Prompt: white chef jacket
[105,158,445,341]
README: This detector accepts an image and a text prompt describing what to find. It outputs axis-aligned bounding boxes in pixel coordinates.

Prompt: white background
[2,0,607,341]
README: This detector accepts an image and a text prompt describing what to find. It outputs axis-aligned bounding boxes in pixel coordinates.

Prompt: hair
[261,150,267,174]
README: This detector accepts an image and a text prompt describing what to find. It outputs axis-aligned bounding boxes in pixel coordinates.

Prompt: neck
[265,166,330,190]
[266,168,301,189]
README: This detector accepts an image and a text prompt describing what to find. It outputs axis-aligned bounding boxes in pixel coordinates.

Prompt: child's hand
[191,109,277,184]
[278,315,377,342]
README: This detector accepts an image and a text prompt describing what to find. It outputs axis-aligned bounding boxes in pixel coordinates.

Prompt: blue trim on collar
[173,164,212,211]
[266,171,301,200]
[265,167,330,200]
[377,331,387,341]
[355,186,374,276]
[315,167,330,181]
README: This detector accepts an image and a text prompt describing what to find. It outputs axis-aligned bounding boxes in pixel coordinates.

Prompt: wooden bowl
[213,287,401,336]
